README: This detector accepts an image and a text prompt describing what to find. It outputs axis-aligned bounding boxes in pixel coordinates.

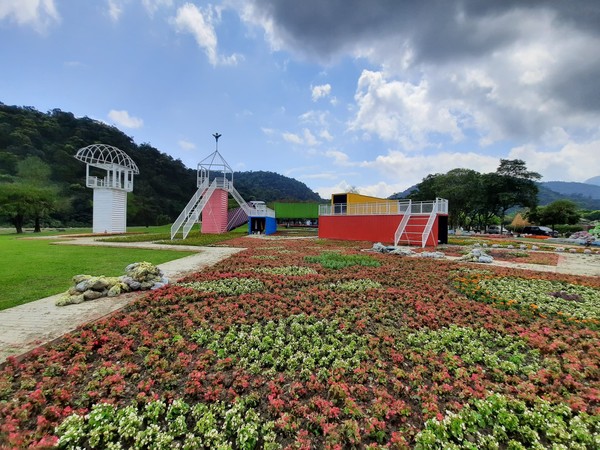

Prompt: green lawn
[0,230,197,311]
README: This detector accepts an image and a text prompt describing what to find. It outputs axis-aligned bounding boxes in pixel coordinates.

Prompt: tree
[15,156,62,232]
[0,183,57,233]
[484,160,540,232]
[535,200,581,231]
[410,169,483,230]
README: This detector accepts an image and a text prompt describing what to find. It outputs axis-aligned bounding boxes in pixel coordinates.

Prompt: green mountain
[0,103,323,227]
[585,176,600,186]
[539,181,600,200]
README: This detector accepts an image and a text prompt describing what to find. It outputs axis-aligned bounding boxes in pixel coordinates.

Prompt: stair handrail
[171,178,210,239]
[181,179,218,239]
[421,200,439,248]
[394,199,412,246]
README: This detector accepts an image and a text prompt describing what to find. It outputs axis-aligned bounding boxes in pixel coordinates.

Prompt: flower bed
[1,238,599,448]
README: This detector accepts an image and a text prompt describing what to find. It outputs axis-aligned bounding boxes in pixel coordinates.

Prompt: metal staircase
[394,199,440,248]
[170,178,217,239]
[394,200,412,246]
[228,185,254,215]
[420,202,439,247]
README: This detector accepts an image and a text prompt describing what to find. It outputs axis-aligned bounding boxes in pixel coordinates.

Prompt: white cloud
[178,139,196,151]
[509,140,600,183]
[282,132,303,144]
[324,150,351,166]
[142,0,173,15]
[303,129,318,146]
[361,150,498,183]
[299,110,329,126]
[172,3,240,66]
[281,129,320,146]
[108,109,144,129]
[107,0,125,22]
[319,129,334,141]
[349,70,463,149]
[0,0,60,31]
[311,83,331,101]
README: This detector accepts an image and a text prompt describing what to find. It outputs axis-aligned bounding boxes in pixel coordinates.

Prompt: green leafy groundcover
[1,237,600,448]
[415,393,600,449]
[304,251,381,269]
[452,268,600,328]
[56,396,279,450]
[191,314,368,378]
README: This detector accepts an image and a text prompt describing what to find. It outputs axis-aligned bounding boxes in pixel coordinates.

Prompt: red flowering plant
[0,238,599,448]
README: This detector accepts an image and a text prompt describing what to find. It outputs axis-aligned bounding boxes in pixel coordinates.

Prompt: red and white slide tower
[170,134,274,240]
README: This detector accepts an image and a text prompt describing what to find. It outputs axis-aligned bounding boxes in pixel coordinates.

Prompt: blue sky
[1,0,600,199]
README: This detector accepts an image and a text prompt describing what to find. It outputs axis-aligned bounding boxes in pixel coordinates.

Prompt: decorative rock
[532,245,539,251]
[371,242,389,253]
[584,249,592,254]
[56,293,85,306]
[107,284,121,297]
[72,274,92,284]
[519,244,527,250]
[90,277,110,290]
[83,290,104,300]
[492,244,499,248]
[390,248,416,256]
[419,251,446,259]
[569,248,577,253]
[555,247,565,252]
[507,245,514,249]
[140,281,155,290]
[459,248,494,263]
[56,261,167,306]
[122,276,141,290]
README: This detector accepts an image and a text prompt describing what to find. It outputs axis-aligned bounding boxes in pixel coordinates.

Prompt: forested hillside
[0,103,322,229]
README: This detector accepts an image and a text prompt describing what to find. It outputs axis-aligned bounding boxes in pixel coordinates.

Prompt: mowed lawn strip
[0,235,196,310]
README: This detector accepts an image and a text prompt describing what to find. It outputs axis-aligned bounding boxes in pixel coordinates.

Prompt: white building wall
[93,189,128,233]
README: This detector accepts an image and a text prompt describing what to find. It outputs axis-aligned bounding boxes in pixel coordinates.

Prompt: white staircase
[394,200,412,246]
[394,199,441,248]
[170,179,217,239]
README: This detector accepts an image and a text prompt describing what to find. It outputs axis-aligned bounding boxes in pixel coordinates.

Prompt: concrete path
[447,252,600,277]
[0,238,244,363]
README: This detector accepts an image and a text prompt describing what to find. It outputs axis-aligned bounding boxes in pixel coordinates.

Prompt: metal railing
[229,185,275,218]
[319,198,447,216]
[86,176,133,191]
[182,179,218,238]
[170,178,210,239]
[394,200,412,246]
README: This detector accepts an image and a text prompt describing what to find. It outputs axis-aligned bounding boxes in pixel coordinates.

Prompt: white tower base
[93,188,127,233]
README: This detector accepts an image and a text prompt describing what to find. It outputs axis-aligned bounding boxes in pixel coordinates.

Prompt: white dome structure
[74,144,139,234]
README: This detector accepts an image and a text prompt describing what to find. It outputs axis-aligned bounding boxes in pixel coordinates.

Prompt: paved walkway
[447,252,600,277]
[0,237,244,363]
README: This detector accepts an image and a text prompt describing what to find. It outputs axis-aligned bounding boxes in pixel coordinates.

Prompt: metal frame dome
[74,144,139,173]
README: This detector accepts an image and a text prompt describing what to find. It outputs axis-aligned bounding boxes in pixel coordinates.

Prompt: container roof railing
[319,198,448,216]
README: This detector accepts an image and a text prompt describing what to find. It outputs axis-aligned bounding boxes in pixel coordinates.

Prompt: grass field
[0,225,207,311]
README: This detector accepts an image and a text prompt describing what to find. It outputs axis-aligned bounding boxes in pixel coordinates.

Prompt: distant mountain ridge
[584,175,600,186]
[540,181,600,199]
